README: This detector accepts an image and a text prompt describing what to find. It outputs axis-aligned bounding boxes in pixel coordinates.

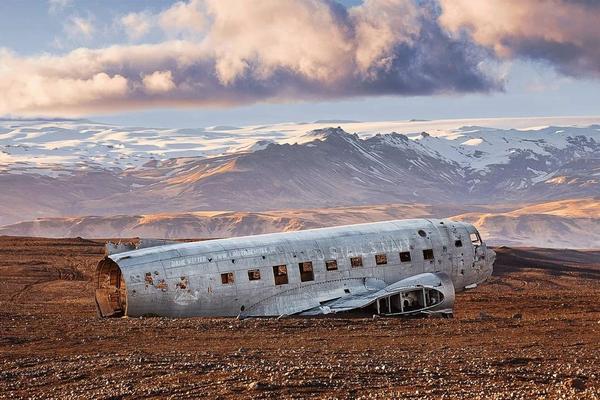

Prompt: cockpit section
[463,225,495,286]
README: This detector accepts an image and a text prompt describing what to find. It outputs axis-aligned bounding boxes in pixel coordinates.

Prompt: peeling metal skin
[94,219,495,318]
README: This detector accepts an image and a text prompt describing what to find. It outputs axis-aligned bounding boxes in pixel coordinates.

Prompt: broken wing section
[239,277,388,318]
[301,272,455,317]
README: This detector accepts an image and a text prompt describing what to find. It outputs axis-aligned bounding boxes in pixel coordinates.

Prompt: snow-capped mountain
[0,119,280,175]
[0,117,598,230]
[2,116,600,174]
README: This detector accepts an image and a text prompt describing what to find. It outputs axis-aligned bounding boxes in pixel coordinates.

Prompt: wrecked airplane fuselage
[95,219,495,318]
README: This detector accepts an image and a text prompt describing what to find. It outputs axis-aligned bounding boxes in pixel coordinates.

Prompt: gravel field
[0,237,598,399]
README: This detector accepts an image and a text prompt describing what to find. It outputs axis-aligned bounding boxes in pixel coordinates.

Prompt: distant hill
[1,199,597,248]
[452,198,600,248]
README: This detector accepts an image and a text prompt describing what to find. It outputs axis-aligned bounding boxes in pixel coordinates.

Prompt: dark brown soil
[0,236,599,399]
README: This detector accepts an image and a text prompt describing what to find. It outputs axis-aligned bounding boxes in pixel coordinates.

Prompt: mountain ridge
[1,119,598,232]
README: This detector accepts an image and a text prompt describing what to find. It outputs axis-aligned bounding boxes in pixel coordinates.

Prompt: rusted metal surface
[95,218,495,318]
[106,239,182,256]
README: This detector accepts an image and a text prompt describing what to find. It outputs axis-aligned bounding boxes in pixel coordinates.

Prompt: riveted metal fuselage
[97,218,494,317]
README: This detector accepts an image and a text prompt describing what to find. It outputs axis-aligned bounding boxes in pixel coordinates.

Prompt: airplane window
[418,230,427,237]
[273,265,288,285]
[221,272,235,285]
[298,261,314,282]
[470,233,482,246]
[423,249,434,260]
[350,257,362,268]
[375,254,388,265]
[455,240,463,247]
[399,251,411,262]
[326,259,338,270]
[248,269,261,281]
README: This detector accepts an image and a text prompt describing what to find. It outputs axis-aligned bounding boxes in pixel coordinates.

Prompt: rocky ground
[0,237,598,399]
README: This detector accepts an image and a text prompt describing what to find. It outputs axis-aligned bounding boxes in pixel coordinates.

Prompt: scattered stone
[567,378,586,391]
[478,312,494,320]
[248,381,264,390]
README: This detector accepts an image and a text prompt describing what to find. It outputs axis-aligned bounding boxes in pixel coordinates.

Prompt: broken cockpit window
[273,265,288,285]
[350,257,362,268]
[299,261,314,282]
[221,272,235,285]
[326,259,339,270]
[470,232,482,246]
[248,269,261,281]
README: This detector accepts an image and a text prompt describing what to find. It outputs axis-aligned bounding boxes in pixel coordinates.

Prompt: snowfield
[2,116,599,176]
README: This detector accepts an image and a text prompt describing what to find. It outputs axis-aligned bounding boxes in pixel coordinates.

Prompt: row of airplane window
[220,248,439,285]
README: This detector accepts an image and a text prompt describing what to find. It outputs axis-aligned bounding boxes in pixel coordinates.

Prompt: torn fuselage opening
[95,257,127,318]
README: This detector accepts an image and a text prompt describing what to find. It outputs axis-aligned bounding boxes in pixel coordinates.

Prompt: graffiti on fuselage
[169,246,282,268]
[323,239,409,259]
[167,237,416,269]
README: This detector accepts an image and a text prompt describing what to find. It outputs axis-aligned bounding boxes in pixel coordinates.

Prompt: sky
[0,0,599,128]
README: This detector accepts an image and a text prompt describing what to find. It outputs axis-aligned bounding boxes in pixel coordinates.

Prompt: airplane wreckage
[95,219,495,318]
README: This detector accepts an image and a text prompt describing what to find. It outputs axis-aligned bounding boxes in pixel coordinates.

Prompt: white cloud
[0,0,500,117]
[159,0,205,37]
[143,70,176,93]
[65,15,95,41]
[0,47,129,115]
[439,0,600,77]
[0,42,202,116]
[204,0,354,85]
[350,0,421,75]
[120,12,152,40]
